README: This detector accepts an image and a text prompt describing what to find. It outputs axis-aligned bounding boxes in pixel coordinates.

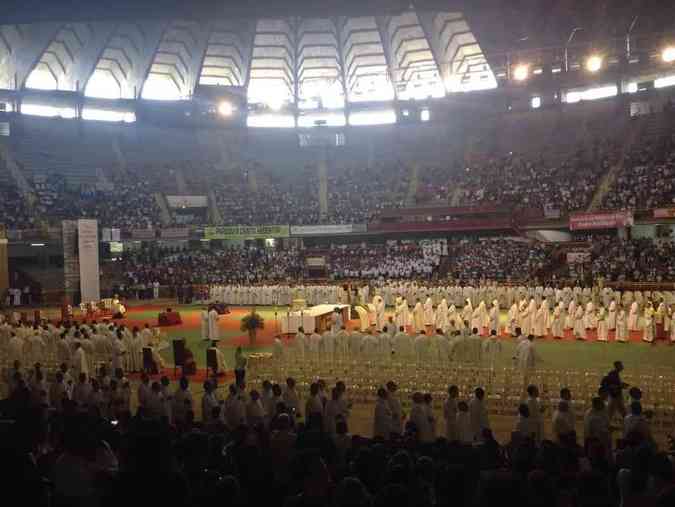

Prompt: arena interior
[1,1,675,505]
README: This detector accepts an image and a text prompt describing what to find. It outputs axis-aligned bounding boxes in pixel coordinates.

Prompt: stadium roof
[0,2,498,103]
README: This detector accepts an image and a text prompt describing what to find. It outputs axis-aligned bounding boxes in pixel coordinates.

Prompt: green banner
[204,225,290,240]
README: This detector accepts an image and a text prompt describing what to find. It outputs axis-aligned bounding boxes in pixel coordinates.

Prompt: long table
[280,304,350,334]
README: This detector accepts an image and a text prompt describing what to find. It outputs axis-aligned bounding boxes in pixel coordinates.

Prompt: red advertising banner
[569,211,634,230]
[653,208,675,219]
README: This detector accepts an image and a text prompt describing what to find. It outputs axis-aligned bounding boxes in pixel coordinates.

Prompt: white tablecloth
[280,304,350,334]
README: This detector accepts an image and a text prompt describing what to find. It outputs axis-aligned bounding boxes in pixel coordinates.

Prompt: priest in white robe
[607,301,617,330]
[373,295,386,331]
[412,299,424,333]
[533,302,548,338]
[423,297,435,330]
[201,310,209,341]
[627,302,639,331]
[616,308,628,343]
[436,298,449,332]
[551,303,564,339]
[488,300,500,335]
[208,308,220,341]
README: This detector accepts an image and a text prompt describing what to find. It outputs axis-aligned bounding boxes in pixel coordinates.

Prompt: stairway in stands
[175,168,189,194]
[405,163,419,206]
[587,115,645,211]
[207,189,223,225]
[154,193,173,226]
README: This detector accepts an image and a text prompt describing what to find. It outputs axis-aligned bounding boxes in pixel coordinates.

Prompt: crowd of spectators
[454,146,614,214]
[29,171,163,229]
[0,181,33,229]
[2,359,674,507]
[602,135,675,210]
[447,238,552,282]
[589,238,675,282]
[327,163,409,223]
[329,239,445,280]
[114,246,305,288]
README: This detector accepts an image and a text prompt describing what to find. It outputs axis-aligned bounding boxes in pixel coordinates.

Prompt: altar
[280,304,350,334]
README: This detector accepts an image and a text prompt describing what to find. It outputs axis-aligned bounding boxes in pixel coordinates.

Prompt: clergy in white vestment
[516,335,539,385]
[573,306,586,340]
[447,305,463,333]
[470,303,484,334]
[436,298,449,331]
[208,342,228,373]
[507,302,519,335]
[373,388,393,440]
[414,331,428,363]
[552,401,575,443]
[642,305,655,343]
[533,302,547,338]
[412,299,424,333]
[293,327,307,360]
[443,385,459,441]
[201,310,209,341]
[627,302,639,331]
[551,303,564,339]
[208,308,220,341]
[386,382,403,435]
[488,300,500,335]
[565,301,576,330]
[461,299,473,326]
[423,297,435,328]
[616,309,628,343]
[525,299,537,335]
[468,388,490,441]
[607,301,617,330]
[583,302,596,330]
[71,342,89,379]
[597,308,608,342]
[482,330,502,369]
[373,295,386,331]
[308,330,322,362]
[410,392,434,443]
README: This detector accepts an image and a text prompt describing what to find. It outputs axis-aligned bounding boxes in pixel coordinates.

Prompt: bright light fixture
[586,55,603,73]
[218,101,233,116]
[513,64,529,81]
[662,47,675,63]
[267,95,285,111]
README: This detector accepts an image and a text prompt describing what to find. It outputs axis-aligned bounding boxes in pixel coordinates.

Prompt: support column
[318,152,328,219]
[0,226,8,298]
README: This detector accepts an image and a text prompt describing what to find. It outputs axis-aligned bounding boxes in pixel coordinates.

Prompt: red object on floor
[158,311,182,326]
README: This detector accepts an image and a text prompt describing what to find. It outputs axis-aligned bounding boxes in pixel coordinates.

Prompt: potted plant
[240,309,265,345]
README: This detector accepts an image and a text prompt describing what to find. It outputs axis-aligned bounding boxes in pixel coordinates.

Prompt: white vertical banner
[77,219,100,302]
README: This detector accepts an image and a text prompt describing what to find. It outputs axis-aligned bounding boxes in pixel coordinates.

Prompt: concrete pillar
[318,155,328,218]
[0,233,8,297]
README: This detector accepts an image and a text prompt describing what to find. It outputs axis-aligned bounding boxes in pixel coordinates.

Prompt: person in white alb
[373,387,393,439]
[443,385,459,441]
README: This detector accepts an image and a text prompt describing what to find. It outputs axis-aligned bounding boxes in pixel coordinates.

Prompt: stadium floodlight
[513,64,529,81]
[218,101,233,116]
[266,95,285,111]
[662,47,675,63]
[585,55,603,73]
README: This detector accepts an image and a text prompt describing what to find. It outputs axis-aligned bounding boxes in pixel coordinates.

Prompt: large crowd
[0,180,34,229]
[3,130,675,229]
[329,239,445,280]
[114,246,305,289]
[454,145,615,214]
[589,238,675,282]
[1,333,674,507]
[447,238,552,282]
[603,136,675,210]
[31,171,162,229]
